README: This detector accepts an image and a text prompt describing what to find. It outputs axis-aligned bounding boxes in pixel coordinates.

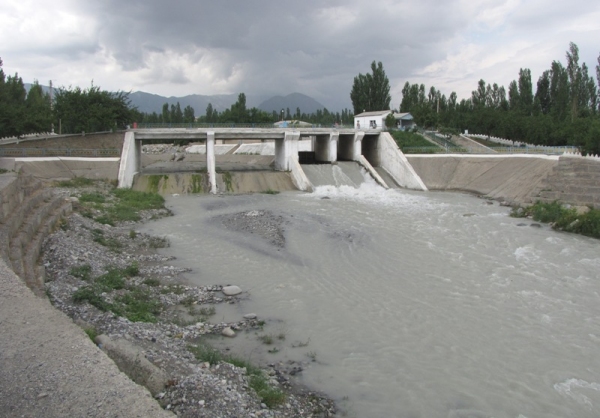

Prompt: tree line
[0,58,134,138]
[137,93,355,126]
[399,43,600,154]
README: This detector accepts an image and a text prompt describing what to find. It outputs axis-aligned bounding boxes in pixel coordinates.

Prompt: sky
[1,0,599,111]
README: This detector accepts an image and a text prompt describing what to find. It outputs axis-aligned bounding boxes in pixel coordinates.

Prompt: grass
[147,236,170,248]
[78,192,106,204]
[83,327,98,342]
[72,263,161,323]
[70,180,169,226]
[69,264,92,281]
[188,343,286,408]
[91,229,123,251]
[262,189,279,195]
[56,177,95,187]
[143,278,161,287]
[511,201,600,239]
[389,130,437,151]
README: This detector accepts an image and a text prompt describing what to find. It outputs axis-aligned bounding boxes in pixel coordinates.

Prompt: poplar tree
[350,61,391,114]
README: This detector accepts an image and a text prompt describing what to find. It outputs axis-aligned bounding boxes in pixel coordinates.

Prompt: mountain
[127,92,269,115]
[23,84,327,116]
[257,93,325,115]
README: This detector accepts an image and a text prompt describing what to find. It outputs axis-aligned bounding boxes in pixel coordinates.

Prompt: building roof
[354,110,392,117]
[394,112,413,120]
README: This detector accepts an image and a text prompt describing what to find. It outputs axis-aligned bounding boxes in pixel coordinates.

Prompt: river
[139,168,600,418]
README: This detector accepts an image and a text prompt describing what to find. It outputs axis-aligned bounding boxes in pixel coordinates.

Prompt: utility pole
[49,80,54,134]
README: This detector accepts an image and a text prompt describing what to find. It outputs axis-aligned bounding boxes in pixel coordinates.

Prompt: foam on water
[554,379,600,409]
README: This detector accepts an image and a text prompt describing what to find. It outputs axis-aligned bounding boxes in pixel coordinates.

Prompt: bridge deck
[133,128,379,141]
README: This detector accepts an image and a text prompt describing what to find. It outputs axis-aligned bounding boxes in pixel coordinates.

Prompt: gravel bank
[40,184,336,418]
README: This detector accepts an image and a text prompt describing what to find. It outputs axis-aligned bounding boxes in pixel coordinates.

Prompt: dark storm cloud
[66,0,471,108]
[3,0,598,110]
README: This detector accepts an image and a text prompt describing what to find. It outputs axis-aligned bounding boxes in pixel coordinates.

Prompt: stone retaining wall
[531,154,600,208]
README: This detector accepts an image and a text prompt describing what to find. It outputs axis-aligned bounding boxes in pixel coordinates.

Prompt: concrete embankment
[0,173,173,417]
[406,154,559,205]
[133,171,297,194]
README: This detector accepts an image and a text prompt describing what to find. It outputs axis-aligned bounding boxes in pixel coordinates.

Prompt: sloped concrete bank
[406,154,559,205]
[0,173,172,417]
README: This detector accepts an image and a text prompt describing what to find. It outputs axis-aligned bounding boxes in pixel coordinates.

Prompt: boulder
[222,285,242,296]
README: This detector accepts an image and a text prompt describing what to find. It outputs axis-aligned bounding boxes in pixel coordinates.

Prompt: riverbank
[40,180,335,417]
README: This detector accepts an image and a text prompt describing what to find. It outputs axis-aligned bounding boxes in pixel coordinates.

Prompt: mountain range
[24,84,328,116]
[128,91,326,116]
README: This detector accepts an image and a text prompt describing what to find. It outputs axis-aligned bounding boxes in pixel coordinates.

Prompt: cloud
[1,0,599,110]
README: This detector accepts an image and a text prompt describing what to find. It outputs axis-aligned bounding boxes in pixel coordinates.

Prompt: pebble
[221,327,236,337]
[243,313,257,320]
[222,285,242,296]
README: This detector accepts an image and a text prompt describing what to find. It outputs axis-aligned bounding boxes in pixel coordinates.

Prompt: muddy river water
[140,174,600,418]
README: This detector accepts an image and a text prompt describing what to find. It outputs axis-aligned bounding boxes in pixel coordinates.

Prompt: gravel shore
[41,184,336,418]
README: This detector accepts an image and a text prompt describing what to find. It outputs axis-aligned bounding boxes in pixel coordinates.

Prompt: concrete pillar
[117,131,140,188]
[275,131,300,171]
[206,131,217,194]
[315,133,339,163]
[352,132,364,161]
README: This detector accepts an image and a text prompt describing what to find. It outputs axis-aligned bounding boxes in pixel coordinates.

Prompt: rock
[530,223,541,228]
[95,335,169,396]
[462,213,476,217]
[221,327,236,337]
[243,313,257,320]
[515,207,525,216]
[575,206,590,216]
[222,285,242,296]
[517,223,527,227]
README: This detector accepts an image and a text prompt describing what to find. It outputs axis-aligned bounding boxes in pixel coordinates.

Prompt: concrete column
[206,131,217,194]
[328,132,339,162]
[275,131,300,171]
[117,131,140,188]
[352,132,364,161]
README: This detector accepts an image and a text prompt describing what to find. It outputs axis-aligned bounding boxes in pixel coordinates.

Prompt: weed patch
[187,343,286,408]
[57,177,95,187]
[511,201,600,239]
[79,192,106,204]
[70,264,92,281]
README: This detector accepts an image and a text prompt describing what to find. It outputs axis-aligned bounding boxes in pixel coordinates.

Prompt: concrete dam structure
[2,128,599,207]
[118,128,428,195]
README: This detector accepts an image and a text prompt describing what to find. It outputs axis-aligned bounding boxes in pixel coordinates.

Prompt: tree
[183,105,195,123]
[53,84,133,134]
[566,42,581,121]
[25,81,52,133]
[350,61,391,114]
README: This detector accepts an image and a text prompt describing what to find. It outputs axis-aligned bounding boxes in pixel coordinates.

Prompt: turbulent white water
[140,179,600,418]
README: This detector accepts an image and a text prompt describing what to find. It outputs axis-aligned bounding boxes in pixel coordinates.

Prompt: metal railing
[0,148,121,157]
[401,146,575,155]
[135,122,354,129]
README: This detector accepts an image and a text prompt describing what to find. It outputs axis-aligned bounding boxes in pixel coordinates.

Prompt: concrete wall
[0,132,125,152]
[14,157,120,181]
[407,154,559,204]
[532,154,600,209]
[118,132,140,188]
[377,133,427,191]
